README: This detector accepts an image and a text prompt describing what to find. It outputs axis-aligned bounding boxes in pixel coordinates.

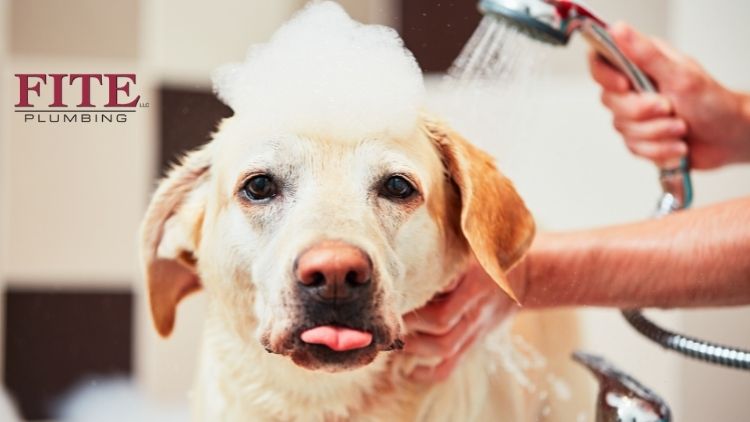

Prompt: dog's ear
[140,147,211,337]
[423,118,535,302]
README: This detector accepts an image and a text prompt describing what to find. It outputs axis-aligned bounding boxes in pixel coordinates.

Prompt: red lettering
[105,74,140,107]
[15,73,140,108]
[69,74,103,107]
[48,74,68,107]
[15,74,46,107]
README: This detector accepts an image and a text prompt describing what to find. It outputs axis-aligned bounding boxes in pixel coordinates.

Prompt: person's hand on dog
[589,22,750,169]
[403,257,517,382]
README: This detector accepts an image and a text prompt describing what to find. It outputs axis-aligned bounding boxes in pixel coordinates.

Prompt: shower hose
[621,166,750,371]
[622,309,750,370]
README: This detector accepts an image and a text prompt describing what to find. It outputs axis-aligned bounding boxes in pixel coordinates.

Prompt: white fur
[140,2,577,421]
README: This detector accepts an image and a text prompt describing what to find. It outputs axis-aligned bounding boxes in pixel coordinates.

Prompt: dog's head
[140,115,534,371]
[139,1,533,372]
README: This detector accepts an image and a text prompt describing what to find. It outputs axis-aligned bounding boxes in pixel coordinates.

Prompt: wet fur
[138,115,581,421]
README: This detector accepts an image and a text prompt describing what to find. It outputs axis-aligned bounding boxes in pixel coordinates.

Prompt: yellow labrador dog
[140,3,584,421]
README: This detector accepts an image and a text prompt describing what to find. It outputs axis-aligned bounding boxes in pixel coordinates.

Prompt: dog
[140,3,586,420]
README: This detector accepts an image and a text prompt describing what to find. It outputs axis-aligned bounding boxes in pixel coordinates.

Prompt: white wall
[667,2,750,420]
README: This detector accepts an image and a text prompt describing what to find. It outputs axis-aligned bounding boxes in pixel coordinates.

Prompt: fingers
[590,22,703,168]
[403,293,514,359]
[624,139,688,167]
[588,51,629,93]
[402,308,478,358]
[403,275,486,336]
[598,89,688,165]
[407,299,515,383]
[609,22,675,80]
[613,116,688,166]
[408,332,479,383]
[614,117,687,141]
[402,263,518,383]
[601,92,673,121]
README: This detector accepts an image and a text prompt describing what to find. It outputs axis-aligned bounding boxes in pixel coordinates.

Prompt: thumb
[609,22,676,82]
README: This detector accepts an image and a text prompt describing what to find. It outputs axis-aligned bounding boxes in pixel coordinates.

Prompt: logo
[14,73,148,123]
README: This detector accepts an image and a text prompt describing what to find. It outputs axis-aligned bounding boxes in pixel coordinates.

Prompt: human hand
[589,22,750,169]
[403,258,518,382]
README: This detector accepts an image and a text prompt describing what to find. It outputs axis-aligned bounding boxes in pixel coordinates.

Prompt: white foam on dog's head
[213,1,424,140]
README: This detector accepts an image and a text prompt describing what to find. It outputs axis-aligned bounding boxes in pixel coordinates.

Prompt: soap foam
[213,1,425,140]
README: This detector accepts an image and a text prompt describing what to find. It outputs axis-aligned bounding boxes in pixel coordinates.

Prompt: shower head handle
[477,0,694,212]
[575,19,694,212]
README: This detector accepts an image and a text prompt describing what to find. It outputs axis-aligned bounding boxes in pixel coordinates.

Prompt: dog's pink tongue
[300,326,373,351]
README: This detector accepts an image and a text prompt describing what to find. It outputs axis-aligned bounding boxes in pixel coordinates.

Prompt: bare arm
[518,197,750,308]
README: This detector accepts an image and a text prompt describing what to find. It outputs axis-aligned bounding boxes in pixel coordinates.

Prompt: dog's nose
[295,241,372,302]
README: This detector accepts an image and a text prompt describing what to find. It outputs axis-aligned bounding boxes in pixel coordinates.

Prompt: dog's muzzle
[266,240,403,370]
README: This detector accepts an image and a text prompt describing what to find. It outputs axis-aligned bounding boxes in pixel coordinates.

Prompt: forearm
[521,197,750,308]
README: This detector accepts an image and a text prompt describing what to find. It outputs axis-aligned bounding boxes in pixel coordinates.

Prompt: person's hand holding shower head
[589,22,750,169]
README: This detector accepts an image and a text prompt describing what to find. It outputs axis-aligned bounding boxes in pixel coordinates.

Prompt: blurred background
[0,0,748,420]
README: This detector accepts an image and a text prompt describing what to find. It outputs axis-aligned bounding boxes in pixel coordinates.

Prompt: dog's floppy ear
[140,146,211,337]
[423,117,535,302]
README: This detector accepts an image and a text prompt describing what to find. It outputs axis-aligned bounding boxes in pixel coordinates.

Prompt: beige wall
[9,0,139,59]
[4,61,151,287]
[0,0,10,385]
[145,0,301,84]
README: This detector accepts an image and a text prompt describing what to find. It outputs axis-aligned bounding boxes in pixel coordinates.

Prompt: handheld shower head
[477,0,606,46]
[477,0,568,45]
[478,0,656,91]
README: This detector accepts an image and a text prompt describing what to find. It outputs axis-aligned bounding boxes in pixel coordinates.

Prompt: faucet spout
[573,351,671,422]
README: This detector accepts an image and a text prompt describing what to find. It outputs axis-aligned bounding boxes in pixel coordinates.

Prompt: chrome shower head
[477,0,607,46]
[478,0,568,45]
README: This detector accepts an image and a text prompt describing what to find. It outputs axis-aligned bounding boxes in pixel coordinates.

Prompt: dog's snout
[295,241,372,302]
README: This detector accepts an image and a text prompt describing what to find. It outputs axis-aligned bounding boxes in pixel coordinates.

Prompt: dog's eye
[381,175,416,200]
[242,175,278,201]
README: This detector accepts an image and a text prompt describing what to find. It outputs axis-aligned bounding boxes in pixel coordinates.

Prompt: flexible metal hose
[619,164,750,371]
[622,310,750,370]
